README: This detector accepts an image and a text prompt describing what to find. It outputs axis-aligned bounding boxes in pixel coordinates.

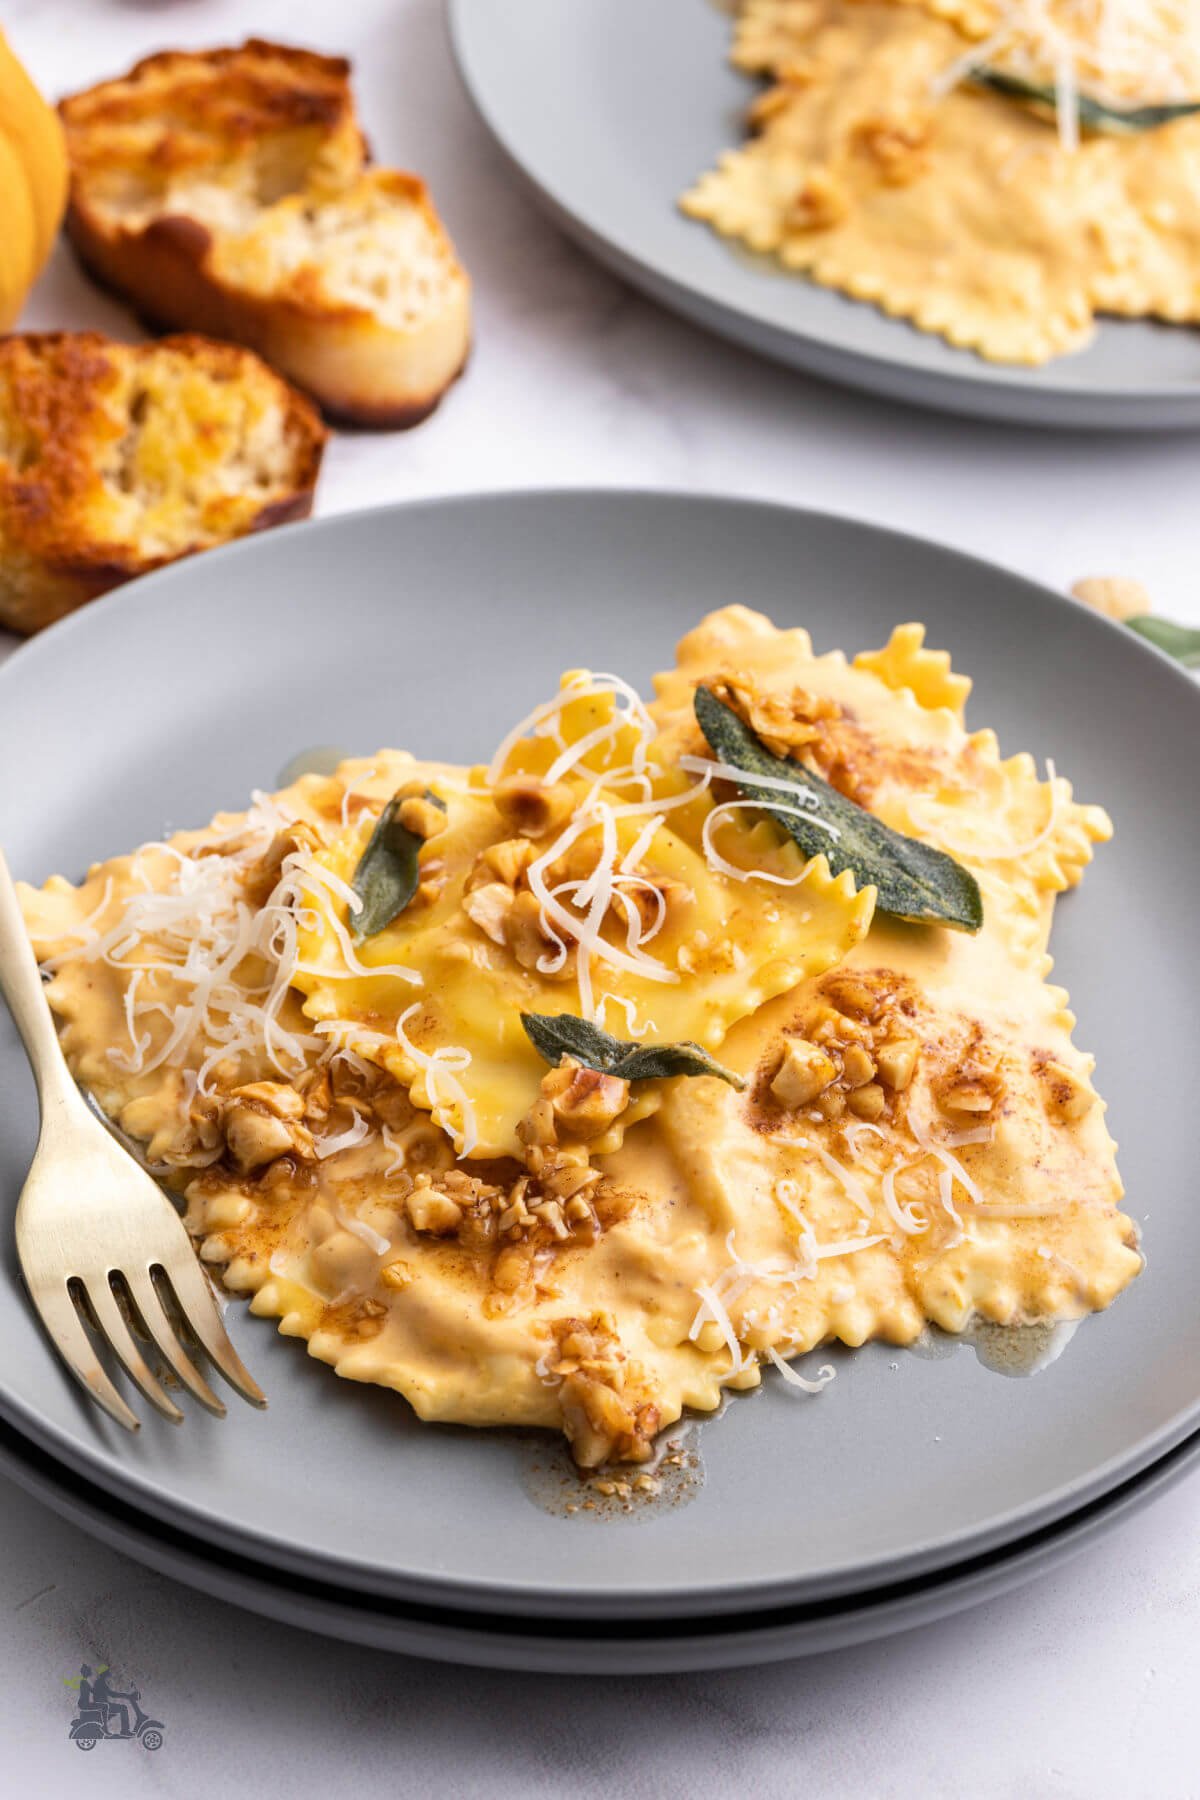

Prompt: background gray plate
[3,1413,1198,1673]
[449,0,1200,431]
[1,492,1197,1622]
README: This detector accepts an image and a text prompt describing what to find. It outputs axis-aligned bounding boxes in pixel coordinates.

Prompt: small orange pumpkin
[0,31,67,329]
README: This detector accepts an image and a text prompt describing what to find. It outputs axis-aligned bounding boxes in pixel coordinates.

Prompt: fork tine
[79,1276,185,1425]
[156,1258,266,1408]
[123,1269,226,1418]
[27,1281,141,1432]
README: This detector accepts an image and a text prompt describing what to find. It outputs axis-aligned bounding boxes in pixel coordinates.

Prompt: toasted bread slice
[60,40,471,427]
[0,331,326,634]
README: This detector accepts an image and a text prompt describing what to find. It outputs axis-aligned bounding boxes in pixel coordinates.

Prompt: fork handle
[0,848,82,1120]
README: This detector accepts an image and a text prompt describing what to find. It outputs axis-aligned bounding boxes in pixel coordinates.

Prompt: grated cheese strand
[394,1002,478,1157]
[701,800,837,890]
[764,1346,837,1395]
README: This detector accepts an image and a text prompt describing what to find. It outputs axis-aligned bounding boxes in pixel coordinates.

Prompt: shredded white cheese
[764,1346,837,1394]
[394,1002,478,1157]
[931,0,1200,150]
[881,1159,930,1235]
[786,1136,876,1220]
[594,993,650,1038]
[315,1112,372,1160]
[334,1205,391,1254]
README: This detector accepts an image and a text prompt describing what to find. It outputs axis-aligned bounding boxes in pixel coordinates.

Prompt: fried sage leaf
[349,789,446,941]
[969,67,1200,136]
[694,686,983,932]
[521,1011,746,1090]
[1126,614,1200,669]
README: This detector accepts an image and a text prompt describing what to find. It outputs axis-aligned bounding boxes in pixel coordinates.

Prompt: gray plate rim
[1,489,1197,1620]
[2,1408,1197,1673]
[448,0,1200,430]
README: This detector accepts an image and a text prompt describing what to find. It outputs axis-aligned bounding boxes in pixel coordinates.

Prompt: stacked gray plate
[1,493,1197,1669]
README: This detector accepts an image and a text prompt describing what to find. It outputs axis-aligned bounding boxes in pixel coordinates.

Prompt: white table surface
[3,2,1198,1793]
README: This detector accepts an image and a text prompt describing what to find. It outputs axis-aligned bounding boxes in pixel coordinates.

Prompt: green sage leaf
[1125,614,1200,669]
[969,67,1200,136]
[694,686,983,932]
[349,789,446,941]
[520,1011,746,1089]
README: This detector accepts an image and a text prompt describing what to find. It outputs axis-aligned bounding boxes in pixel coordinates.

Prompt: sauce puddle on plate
[910,1317,1084,1378]
[517,1406,727,1522]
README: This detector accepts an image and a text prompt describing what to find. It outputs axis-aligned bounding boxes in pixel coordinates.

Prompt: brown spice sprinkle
[707,668,947,810]
[751,968,924,1133]
[748,971,1027,1147]
[317,1294,388,1343]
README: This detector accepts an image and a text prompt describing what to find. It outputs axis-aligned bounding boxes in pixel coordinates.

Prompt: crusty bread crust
[60,41,471,428]
[65,178,470,430]
[0,330,326,634]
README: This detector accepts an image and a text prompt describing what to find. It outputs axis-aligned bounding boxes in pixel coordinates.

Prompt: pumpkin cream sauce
[18,605,1141,1468]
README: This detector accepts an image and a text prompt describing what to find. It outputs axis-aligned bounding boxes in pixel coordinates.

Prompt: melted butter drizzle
[517,1402,735,1522]
[910,1316,1085,1377]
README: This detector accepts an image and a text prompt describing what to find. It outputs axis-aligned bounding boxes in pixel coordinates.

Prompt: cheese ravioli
[18,606,1140,1470]
[290,673,872,1158]
[682,0,1200,364]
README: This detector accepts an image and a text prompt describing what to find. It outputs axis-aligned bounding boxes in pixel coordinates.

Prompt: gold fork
[0,848,264,1430]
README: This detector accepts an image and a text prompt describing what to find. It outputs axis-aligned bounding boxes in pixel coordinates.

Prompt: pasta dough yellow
[19,606,1141,1467]
[682,0,1200,364]
[291,680,871,1160]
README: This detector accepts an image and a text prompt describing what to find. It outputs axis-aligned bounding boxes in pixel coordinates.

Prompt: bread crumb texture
[0,330,326,633]
[60,39,471,424]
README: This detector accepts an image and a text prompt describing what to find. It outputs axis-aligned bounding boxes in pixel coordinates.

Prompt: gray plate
[1,492,1198,1623]
[2,1413,1198,1672]
[449,0,1200,431]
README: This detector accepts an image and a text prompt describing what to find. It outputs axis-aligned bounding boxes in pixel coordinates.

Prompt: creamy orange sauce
[19,606,1140,1464]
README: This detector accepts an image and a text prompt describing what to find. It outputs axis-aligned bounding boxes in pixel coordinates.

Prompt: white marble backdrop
[1,2,1198,1794]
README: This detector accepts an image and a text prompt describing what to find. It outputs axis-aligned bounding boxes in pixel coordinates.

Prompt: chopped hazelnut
[493,776,576,839]
[502,890,559,971]
[841,1044,877,1089]
[544,1059,630,1139]
[852,111,932,184]
[936,1077,996,1114]
[224,1109,296,1170]
[823,975,883,1021]
[1040,1060,1096,1123]
[396,795,446,840]
[815,1086,847,1121]
[876,1038,919,1091]
[462,880,514,945]
[846,1082,886,1121]
[785,168,848,231]
[229,1080,305,1121]
[770,1037,837,1107]
[543,1158,599,1202]
[481,837,534,887]
[517,1095,557,1151]
[1070,576,1150,623]
[406,1186,462,1235]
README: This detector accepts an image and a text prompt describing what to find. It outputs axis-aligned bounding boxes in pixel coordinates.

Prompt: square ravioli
[682,0,1200,364]
[19,605,1139,1468]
